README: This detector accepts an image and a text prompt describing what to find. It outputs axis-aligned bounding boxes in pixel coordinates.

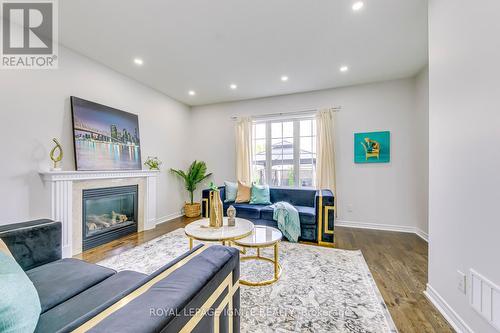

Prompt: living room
[0,1,499,333]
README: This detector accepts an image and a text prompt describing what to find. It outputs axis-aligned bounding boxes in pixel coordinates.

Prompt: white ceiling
[59,0,428,106]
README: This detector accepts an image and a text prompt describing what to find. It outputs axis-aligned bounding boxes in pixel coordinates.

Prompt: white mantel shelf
[39,169,160,258]
[40,169,160,181]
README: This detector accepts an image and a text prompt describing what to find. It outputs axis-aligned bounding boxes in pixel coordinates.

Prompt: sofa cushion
[27,258,116,313]
[224,181,238,203]
[0,252,41,333]
[260,205,316,225]
[250,184,271,205]
[235,181,251,203]
[231,203,266,219]
[269,188,316,207]
[35,270,147,333]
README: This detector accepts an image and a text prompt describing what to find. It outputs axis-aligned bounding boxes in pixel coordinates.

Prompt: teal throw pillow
[250,184,271,205]
[224,181,238,203]
[0,252,41,333]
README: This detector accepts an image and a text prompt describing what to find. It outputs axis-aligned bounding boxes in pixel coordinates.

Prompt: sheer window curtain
[235,117,253,184]
[315,108,337,199]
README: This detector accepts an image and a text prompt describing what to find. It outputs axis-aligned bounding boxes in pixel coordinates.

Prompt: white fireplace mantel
[39,169,159,257]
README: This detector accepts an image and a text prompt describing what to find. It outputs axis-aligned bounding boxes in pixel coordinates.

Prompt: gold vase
[209,190,223,228]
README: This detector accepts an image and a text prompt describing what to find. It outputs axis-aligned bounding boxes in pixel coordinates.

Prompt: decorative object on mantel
[354,131,391,163]
[49,138,63,171]
[208,182,223,228]
[144,156,162,170]
[227,205,236,226]
[170,160,212,218]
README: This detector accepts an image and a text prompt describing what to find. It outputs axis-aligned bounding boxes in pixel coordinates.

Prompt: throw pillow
[250,184,272,205]
[0,252,41,333]
[224,181,238,203]
[235,181,251,203]
[0,239,13,258]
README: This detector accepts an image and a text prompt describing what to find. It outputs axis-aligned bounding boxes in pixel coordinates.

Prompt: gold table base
[238,242,282,287]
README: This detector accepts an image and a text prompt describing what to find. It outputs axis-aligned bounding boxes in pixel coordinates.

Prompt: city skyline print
[71,97,142,171]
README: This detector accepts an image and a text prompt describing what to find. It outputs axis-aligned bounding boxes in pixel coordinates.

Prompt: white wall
[428,0,500,332]
[0,46,191,225]
[415,67,429,237]
[190,77,429,233]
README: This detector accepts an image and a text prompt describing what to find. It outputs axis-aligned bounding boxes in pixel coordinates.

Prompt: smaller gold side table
[233,226,283,287]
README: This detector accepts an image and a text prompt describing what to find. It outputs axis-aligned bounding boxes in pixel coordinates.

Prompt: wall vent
[470,269,500,331]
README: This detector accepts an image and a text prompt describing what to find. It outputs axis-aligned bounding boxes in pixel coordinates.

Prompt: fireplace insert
[82,185,138,250]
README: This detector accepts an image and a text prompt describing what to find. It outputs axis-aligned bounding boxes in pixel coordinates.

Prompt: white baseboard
[151,216,431,242]
[336,219,429,242]
[424,284,474,333]
[415,227,429,242]
[155,211,183,225]
[336,219,415,233]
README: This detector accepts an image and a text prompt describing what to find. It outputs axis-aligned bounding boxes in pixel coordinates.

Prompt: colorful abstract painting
[354,131,390,163]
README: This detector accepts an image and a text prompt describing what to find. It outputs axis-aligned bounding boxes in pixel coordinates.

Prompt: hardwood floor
[78,217,454,333]
[335,227,454,333]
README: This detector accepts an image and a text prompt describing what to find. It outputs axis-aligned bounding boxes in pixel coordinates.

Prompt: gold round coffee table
[233,226,283,287]
[184,217,254,250]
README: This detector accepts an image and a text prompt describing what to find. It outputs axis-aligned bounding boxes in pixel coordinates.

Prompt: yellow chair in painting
[361,138,380,160]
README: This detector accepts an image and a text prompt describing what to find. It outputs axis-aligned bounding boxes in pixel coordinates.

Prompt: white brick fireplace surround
[39,170,159,257]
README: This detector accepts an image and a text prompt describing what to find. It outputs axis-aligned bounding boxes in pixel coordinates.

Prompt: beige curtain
[316,108,336,195]
[235,117,253,184]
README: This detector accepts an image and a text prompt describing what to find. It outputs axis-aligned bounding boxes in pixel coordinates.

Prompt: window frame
[252,116,316,188]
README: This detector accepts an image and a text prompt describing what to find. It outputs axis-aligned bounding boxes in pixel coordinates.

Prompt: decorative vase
[209,190,223,228]
[184,202,201,217]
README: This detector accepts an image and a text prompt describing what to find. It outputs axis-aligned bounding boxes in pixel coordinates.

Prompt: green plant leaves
[170,160,212,204]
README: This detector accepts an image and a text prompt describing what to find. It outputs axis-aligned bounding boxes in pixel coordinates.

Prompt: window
[252,117,316,187]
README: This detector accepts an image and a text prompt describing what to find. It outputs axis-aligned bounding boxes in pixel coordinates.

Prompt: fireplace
[82,185,138,251]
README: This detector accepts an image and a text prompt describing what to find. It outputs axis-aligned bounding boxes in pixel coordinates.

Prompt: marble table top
[184,217,254,241]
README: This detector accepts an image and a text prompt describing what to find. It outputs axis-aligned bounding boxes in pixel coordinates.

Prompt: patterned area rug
[98,228,397,333]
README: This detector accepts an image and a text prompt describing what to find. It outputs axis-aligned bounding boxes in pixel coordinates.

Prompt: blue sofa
[202,187,335,245]
[0,219,240,333]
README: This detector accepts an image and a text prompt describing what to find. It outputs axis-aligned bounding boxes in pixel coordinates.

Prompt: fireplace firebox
[82,185,138,251]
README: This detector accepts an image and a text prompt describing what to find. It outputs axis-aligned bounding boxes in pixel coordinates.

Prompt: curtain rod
[230,106,341,121]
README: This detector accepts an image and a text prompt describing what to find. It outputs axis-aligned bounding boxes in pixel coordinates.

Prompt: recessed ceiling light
[133,58,143,66]
[281,75,289,82]
[352,1,364,11]
[340,66,349,72]
[188,90,196,96]
[230,84,237,90]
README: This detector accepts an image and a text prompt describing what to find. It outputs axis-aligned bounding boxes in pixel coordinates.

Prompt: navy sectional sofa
[0,219,240,333]
[202,186,335,245]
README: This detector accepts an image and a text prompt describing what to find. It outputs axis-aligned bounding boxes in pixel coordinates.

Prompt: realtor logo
[1,0,58,69]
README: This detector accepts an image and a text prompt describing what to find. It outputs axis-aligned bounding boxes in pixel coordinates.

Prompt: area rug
[98,228,397,333]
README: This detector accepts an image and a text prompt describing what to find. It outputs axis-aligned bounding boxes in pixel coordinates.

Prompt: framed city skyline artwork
[71,97,142,171]
[354,131,390,163]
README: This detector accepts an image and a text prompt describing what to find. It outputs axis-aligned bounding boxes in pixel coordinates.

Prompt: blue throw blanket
[271,202,301,242]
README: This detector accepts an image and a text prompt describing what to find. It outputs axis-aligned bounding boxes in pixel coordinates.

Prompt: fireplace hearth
[82,185,138,250]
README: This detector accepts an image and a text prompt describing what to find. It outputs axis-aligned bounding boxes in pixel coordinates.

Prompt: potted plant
[144,156,162,170]
[171,160,212,217]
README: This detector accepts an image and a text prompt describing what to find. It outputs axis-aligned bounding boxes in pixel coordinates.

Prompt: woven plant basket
[184,202,201,217]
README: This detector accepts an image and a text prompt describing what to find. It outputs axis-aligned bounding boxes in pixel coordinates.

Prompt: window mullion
[293,120,300,187]
[265,122,272,185]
